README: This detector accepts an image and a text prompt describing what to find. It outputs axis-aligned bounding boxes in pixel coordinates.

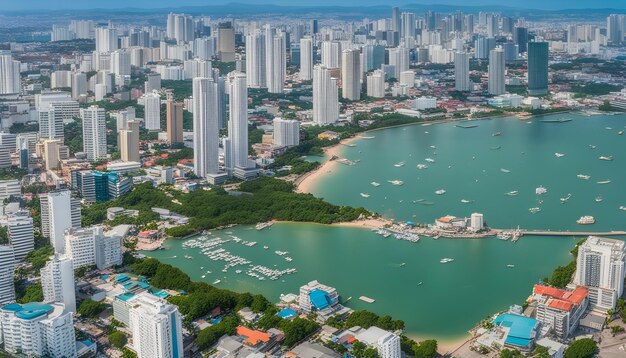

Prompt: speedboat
[620,206,626,211]
[576,216,595,225]
[461,199,472,203]
[560,194,572,203]
[388,180,404,186]
[492,132,502,136]
[500,168,511,173]
[416,164,429,169]
[529,207,541,214]
[425,158,435,163]
[506,264,515,268]
[577,174,591,180]
[360,193,370,198]
[589,144,597,149]
[212,279,221,285]
[535,186,547,195]
[597,180,611,184]
[599,156,613,161]
[371,182,381,187]
[505,191,519,196]
[606,127,613,130]
[595,196,603,202]
[394,162,405,167]
[435,189,446,195]
[619,130,624,135]
[555,153,565,157]
[439,258,454,263]
[429,145,436,149]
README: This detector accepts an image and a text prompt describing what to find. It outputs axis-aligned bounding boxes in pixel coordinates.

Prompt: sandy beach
[404,333,472,356]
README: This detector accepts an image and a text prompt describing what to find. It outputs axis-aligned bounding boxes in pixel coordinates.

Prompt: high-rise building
[7,215,34,261]
[313,65,339,125]
[192,77,220,177]
[217,22,235,62]
[41,255,76,313]
[362,45,385,72]
[183,59,212,80]
[488,48,505,95]
[454,52,471,92]
[111,49,131,77]
[128,292,183,358]
[38,108,64,140]
[299,37,313,81]
[0,179,20,202]
[367,70,385,98]
[0,51,21,95]
[267,31,286,93]
[0,302,76,358]
[166,100,184,144]
[95,27,118,53]
[95,227,123,270]
[144,91,161,131]
[0,246,16,305]
[119,120,140,163]
[321,41,341,69]
[514,27,528,53]
[167,13,194,44]
[42,139,69,171]
[273,118,300,147]
[574,237,626,311]
[227,73,250,170]
[40,190,81,254]
[400,12,416,40]
[531,285,588,339]
[145,73,162,93]
[527,42,549,96]
[388,47,409,79]
[0,132,16,169]
[193,37,215,60]
[391,7,401,33]
[341,49,361,101]
[71,72,87,99]
[378,332,401,358]
[245,30,267,88]
[607,14,625,44]
[64,227,103,269]
[81,105,107,161]
[475,36,496,59]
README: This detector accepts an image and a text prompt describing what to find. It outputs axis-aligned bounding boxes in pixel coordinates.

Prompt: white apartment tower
[38,108,64,140]
[0,51,21,95]
[95,27,118,53]
[574,236,626,310]
[454,52,471,91]
[321,41,341,69]
[0,246,15,305]
[273,118,300,147]
[299,37,313,81]
[144,91,162,131]
[267,31,286,93]
[388,47,409,79]
[313,65,339,125]
[341,49,361,101]
[41,255,76,313]
[128,292,183,358]
[111,49,131,77]
[378,332,402,358]
[81,105,107,161]
[488,48,505,95]
[245,30,267,88]
[40,190,81,254]
[367,70,385,98]
[228,73,250,170]
[192,77,220,177]
[7,215,34,261]
[64,227,103,269]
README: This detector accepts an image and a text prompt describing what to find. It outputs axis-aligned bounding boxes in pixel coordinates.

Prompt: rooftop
[2,302,53,320]
[493,313,538,349]
[237,326,270,346]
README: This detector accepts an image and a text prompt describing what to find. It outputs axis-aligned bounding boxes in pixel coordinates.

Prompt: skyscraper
[7,215,34,261]
[475,36,496,59]
[38,108,64,140]
[299,37,313,81]
[367,70,385,98]
[166,100,184,144]
[217,22,235,62]
[273,118,300,147]
[245,30,267,88]
[267,31,286,94]
[341,49,361,101]
[527,42,549,96]
[64,227,102,269]
[40,190,81,254]
[514,27,528,53]
[111,49,131,77]
[81,105,107,161]
[119,120,140,162]
[313,65,339,125]
[95,27,118,53]
[321,41,341,69]
[391,7,401,33]
[41,255,76,313]
[454,52,471,92]
[388,47,409,79]
[0,51,21,95]
[0,246,15,305]
[574,237,626,310]
[192,77,220,177]
[400,12,416,40]
[144,91,161,131]
[228,73,250,170]
[128,292,183,358]
[607,14,625,44]
[488,48,505,95]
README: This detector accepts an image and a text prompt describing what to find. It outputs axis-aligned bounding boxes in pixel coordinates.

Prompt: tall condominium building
[144,91,161,131]
[0,302,76,358]
[217,22,235,62]
[95,27,118,53]
[183,59,212,80]
[64,227,103,269]
[246,30,267,88]
[95,226,124,270]
[41,255,76,313]
[0,179,20,201]
[273,118,300,147]
[166,100,184,144]
[475,36,496,59]
[0,51,21,95]
[192,77,220,177]
[607,14,625,44]
[71,72,87,99]
[313,65,339,125]
[378,332,402,358]
[488,48,505,95]
[119,120,140,162]
[267,32,286,94]
[38,108,64,140]
[193,37,215,60]
[111,50,131,77]
[341,49,361,101]
[42,139,69,171]
[40,190,81,254]
[391,7,401,33]
[527,42,549,96]
[514,27,528,53]
[299,37,313,81]
[367,70,385,98]
[145,73,162,93]
[362,45,385,72]
[388,47,409,79]
[7,215,34,261]
[0,246,15,305]
[321,41,341,69]
[227,73,250,170]
[0,132,16,169]
[454,52,471,91]
[167,13,195,44]
[80,105,107,161]
[70,20,94,39]
[128,292,183,358]
[574,237,626,310]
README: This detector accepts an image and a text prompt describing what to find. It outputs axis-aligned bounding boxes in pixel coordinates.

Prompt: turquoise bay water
[146,113,626,342]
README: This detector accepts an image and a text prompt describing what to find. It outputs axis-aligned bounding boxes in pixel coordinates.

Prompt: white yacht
[500,168,511,173]
[360,193,371,198]
[425,158,435,163]
[435,189,446,195]
[371,182,381,187]
[461,199,472,203]
[597,180,611,184]
[599,156,613,161]
[595,196,603,202]
[440,258,454,264]
[212,279,221,285]
[560,194,572,203]
[388,180,404,186]
[394,162,405,167]
[576,216,595,225]
[416,164,429,169]
[577,174,591,180]
[529,207,541,214]
[505,191,519,196]
[430,145,436,149]
[619,206,626,211]
[555,153,565,157]
[589,144,597,149]
[535,186,547,195]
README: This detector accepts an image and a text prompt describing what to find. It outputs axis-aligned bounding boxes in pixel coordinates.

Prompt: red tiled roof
[533,285,588,311]
[548,299,574,311]
[237,326,270,346]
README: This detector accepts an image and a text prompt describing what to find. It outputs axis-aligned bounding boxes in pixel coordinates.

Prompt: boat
[490,146,502,150]
[285,257,293,262]
[400,263,406,267]
[535,186,547,195]
[620,206,626,211]
[505,191,519,196]
[429,145,436,149]
[595,196,603,202]
[529,207,541,214]
[606,127,613,130]
[212,279,221,285]
[492,132,502,136]
[589,145,597,149]
[599,156,613,161]
[388,180,404,186]
[506,264,515,268]
[425,158,435,163]
[597,180,611,184]
[201,275,206,278]
[360,193,371,198]
[560,194,572,203]
[619,130,624,135]
[417,282,423,286]
[540,118,572,123]
[394,162,405,167]
[435,189,446,195]
[497,233,511,241]
[416,164,429,169]
[577,174,591,180]
[440,258,454,263]
[461,199,472,203]
[555,153,566,158]
[455,124,478,128]
[500,168,511,173]
[359,296,376,303]
[256,222,273,230]
[576,216,595,225]
[371,182,381,187]
[263,246,269,249]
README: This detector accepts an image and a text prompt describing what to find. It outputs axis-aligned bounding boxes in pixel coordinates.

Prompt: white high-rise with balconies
[128,292,183,358]
[299,37,313,81]
[40,190,81,254]
[143,91,161,131]
[111,49,131,77]
[7,215,34,262]
[388,47,409,79]
[41,255,76,313]
[574,236,626,311]
[64,227,103,269]
[367,70,385,98]
[273,118,300,147]
[341,49,361,101]
[245,30,266,88]
[0,51,21,95]
[38,108,64,140]
[321,41,341,69]
[0,246,15,305]
[378,332,401,358]
[313,65,339,125]
[228,73,250,170]
[454,52,471,91]
[81,105,107,161]
[95,27,118,53]
[488,48,505,95]
[192,77,220,178]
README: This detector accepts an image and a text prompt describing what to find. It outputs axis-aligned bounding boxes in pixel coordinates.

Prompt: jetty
[359,296,376,303]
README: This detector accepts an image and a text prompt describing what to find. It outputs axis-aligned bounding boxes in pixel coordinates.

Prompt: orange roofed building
[529,285,588,339]
[236,326,270,347]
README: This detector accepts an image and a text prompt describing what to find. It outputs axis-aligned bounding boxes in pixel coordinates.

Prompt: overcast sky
[0,0,624,11]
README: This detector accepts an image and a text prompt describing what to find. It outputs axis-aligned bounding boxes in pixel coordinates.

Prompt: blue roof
[101,275,110,281]
[116,293,135,302]
[2,302,53,320]
[309,289,332,310]
[277,308,297,319]
[137,282,150,289]
[115,274,130,283]
[493,314,538,348]
[152,290,170,298]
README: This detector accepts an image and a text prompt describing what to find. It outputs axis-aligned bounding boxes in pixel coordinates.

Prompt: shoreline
[404,333,472,355]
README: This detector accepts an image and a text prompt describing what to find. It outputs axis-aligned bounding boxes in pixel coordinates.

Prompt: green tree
[564,338,597,358]
[77,299,106,318]
[413,339,437,358]
[109,330,128,348]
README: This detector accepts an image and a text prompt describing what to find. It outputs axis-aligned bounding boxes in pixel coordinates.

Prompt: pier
[515,230,626,237]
